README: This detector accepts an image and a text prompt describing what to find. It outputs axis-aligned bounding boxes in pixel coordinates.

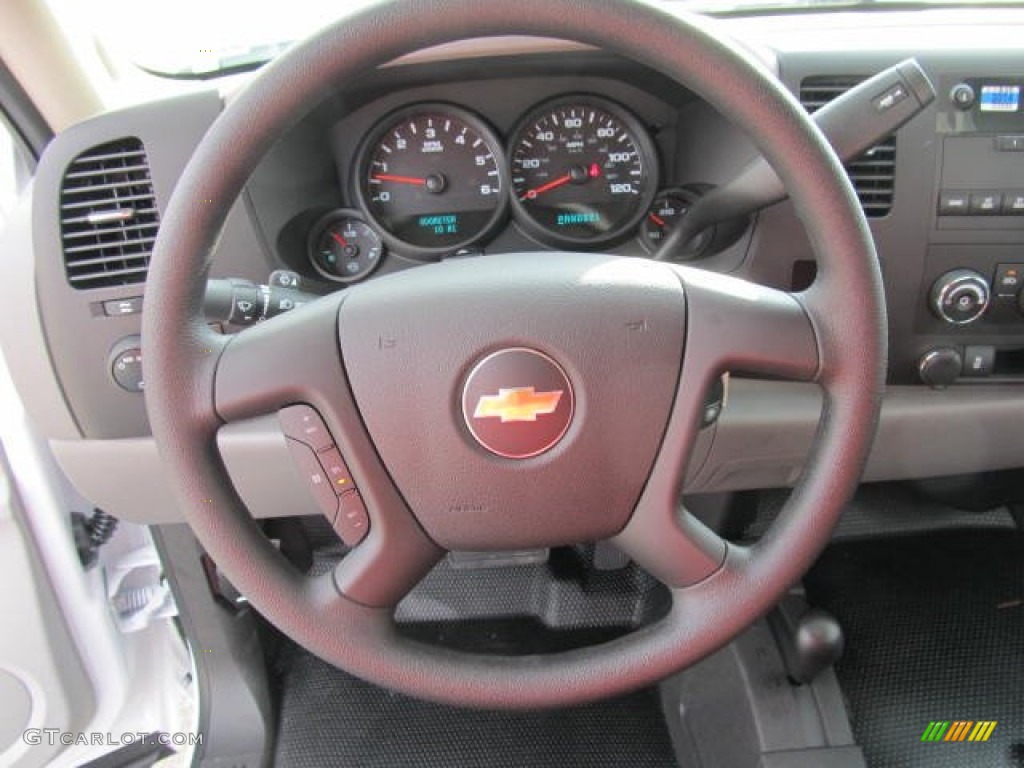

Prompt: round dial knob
[949,83,976,110]
[918,347,962,388]
[930,269,990,325]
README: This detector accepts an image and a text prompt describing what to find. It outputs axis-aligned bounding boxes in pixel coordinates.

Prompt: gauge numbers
[509,97,657,247]
[356,105,508,256]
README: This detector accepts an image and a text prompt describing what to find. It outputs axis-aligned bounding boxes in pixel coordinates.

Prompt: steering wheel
[143,0,885,708]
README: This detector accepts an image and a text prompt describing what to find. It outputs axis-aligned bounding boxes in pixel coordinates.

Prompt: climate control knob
[930,269,990,325]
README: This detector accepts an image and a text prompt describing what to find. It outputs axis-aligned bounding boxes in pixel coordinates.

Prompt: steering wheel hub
[461,347,575,460]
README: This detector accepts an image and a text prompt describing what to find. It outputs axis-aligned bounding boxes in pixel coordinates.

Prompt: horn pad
[338,253,686,551]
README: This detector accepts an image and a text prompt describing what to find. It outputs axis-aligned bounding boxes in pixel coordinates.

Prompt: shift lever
[769,604,845,685]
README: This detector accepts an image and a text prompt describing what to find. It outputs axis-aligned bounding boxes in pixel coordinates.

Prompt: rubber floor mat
[805,530,1024,768]
[271,639,679,767]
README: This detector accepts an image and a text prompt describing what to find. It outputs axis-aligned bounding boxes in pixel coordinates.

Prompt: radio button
[995,135,1024,152]
[969,192,1003,215]
[1002,192,1024,214]
[937,191,970,215]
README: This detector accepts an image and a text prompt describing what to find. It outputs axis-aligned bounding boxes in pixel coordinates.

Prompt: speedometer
[355,104,508,257]
[509,96,657,247]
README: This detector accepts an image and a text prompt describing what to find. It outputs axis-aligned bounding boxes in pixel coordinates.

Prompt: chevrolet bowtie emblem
[473,387,564,423]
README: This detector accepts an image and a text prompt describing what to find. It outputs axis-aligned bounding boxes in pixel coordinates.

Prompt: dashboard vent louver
[799,76,896,218]
[59,138,159,289]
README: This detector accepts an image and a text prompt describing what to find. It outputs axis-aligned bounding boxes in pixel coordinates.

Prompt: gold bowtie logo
[473,387,563,423]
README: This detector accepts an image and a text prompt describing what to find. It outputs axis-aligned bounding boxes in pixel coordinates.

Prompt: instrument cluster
[309,94,705,281]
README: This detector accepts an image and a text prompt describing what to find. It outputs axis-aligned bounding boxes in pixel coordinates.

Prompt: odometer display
[356,105,507,256]
[509,97,657,247]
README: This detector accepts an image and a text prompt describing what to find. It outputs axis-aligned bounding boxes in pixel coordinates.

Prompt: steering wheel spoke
[674,265,820,386]
[613,267,820,587]
[212,292,444,607]
[214,293,348,424]
[330,528,445,609]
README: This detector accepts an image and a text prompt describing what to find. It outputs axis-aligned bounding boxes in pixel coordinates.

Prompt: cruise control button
[279,405,334,452]
[285,438,339,521]
[334,492,369,547]
[317,448,354,495]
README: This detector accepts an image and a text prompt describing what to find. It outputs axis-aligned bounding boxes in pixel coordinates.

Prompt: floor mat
[745,483,1016,543]
[805,530,1024,768]
[271,639,679,767]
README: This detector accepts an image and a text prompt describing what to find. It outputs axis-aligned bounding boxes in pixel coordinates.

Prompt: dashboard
[6,9,1024,526]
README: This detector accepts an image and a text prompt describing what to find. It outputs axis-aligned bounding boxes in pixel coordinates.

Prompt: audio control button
[950,83,976,110]
[334,492,369,547]
[937,191,969,216]
[969,192,1002,215]
[995,135,1024,152]
[1002,192,1024,214]
[285,437,339,521]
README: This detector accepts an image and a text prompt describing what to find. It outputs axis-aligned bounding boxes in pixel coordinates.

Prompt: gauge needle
[520,173,572,200]
[330,232,349,248]
[648,213,667,227]
[373,173,427,185]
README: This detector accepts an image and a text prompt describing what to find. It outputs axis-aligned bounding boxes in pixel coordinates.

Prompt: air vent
[799,76,896,218]
[59,138,159,289]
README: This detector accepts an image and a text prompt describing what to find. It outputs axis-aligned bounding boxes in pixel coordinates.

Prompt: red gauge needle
[373,173,427,186]
[648,212,667,228]
[330,232,349,248]
[520,173,572,201]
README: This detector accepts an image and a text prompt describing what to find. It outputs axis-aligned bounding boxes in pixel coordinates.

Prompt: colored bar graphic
[921,721,950,742]
[969,722,998,742]
[921,720,996,742]
[945,721,973,741]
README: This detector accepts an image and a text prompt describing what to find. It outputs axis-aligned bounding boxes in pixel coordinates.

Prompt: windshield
[48,0,1024,79]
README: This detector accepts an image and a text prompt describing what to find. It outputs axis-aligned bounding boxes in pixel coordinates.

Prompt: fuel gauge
[309,211,383,283]
[640,188,712,259]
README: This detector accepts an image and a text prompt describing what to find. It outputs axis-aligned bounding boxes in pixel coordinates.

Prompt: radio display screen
[980,85,1021,113]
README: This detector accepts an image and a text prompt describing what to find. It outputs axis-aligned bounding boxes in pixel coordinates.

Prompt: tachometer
[355,104,508,257]
[509,96,657,247]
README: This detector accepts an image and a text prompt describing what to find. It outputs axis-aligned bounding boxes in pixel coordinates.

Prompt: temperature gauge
[309,211,383,283]
[640,188,712,259]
